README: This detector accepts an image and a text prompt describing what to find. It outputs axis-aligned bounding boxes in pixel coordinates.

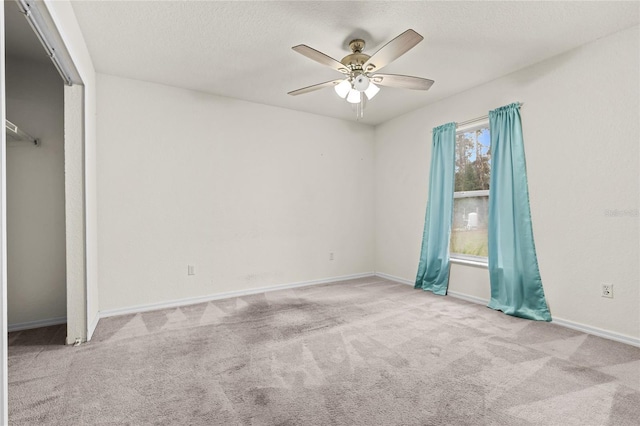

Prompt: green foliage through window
[454,128,491,191]
[451,124,490,259]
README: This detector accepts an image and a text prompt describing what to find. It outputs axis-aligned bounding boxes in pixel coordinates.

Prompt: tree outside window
[451,124,490,259]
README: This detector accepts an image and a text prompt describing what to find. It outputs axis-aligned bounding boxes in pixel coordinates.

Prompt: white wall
[96,74,375,312]
[375,26,639,340]
[5,56,66,326]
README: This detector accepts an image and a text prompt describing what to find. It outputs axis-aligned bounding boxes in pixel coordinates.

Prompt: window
[450,122,490,261]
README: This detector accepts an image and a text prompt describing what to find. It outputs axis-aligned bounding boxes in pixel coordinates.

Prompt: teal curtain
[415,122,456,295]
[488,103,551,321]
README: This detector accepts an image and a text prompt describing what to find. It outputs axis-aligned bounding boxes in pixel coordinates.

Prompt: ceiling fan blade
[363,29,424,72]
[288,79,344,96]
[292,45,349,74]
[370,74,434,90]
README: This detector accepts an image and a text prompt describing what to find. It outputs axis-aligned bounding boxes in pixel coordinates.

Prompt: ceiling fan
[288,29,434,119]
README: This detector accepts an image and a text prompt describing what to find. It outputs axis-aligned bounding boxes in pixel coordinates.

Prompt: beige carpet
[9,277,640,425]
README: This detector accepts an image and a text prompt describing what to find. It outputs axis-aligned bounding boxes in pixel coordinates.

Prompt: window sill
[450,257,489,269]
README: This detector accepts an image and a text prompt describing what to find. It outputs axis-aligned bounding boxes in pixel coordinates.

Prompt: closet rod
[5,120,39,146]
[17,0,73,86]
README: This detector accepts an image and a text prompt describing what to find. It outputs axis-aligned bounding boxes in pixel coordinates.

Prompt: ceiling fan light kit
[289,29,435,120]
[334,79,351,98]
[364,82,380,100]
[346,88,361,104]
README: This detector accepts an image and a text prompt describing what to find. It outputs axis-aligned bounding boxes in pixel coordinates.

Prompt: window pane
[455,127,491,191]
[452,123,491,259]
[451,195,489,257]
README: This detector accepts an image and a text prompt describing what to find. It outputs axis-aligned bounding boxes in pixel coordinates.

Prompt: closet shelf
[5,119,39,146]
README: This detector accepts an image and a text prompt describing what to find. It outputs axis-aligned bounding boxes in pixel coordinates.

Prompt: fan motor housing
[341,39,371,72]
[341,53,370,71]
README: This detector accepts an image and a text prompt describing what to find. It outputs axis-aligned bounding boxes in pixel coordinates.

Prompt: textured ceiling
[62,1,639,125]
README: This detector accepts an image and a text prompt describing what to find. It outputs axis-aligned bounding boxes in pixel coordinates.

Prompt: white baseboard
[375,272,414,286]
[447,290,489,305]
[375,272,640,348]
[551,317,640,348]
[100,272,376,319]
[8,316,67,332]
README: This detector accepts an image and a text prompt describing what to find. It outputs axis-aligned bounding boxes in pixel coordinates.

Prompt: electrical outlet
[329,252,334,261]
[188,265,195,276]
[602,284,613,298]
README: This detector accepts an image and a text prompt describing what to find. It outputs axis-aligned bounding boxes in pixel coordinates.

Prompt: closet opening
[5,0,67,344]
[4,0,86,347]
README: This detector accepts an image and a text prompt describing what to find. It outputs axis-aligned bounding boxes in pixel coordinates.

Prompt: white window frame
[450,121,490,267]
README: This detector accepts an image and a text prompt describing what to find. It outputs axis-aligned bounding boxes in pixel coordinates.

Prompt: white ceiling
[62,1,638,125]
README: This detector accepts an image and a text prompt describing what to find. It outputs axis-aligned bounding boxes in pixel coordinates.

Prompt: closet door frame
[1,5,9,424]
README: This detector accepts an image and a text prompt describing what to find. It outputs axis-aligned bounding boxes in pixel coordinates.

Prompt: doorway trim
[1,4,10,423]
[64,83,87,345]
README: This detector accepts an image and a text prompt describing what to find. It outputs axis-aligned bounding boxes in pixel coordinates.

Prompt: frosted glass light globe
[364,82,380,100]
[346,89,361,104]
[334,79,351,98]
[353,74,370,92]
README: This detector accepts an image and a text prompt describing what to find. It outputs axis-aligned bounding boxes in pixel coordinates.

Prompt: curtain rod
[456,102,524,128]
[456,115,489,128]
[431,102,524,132]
